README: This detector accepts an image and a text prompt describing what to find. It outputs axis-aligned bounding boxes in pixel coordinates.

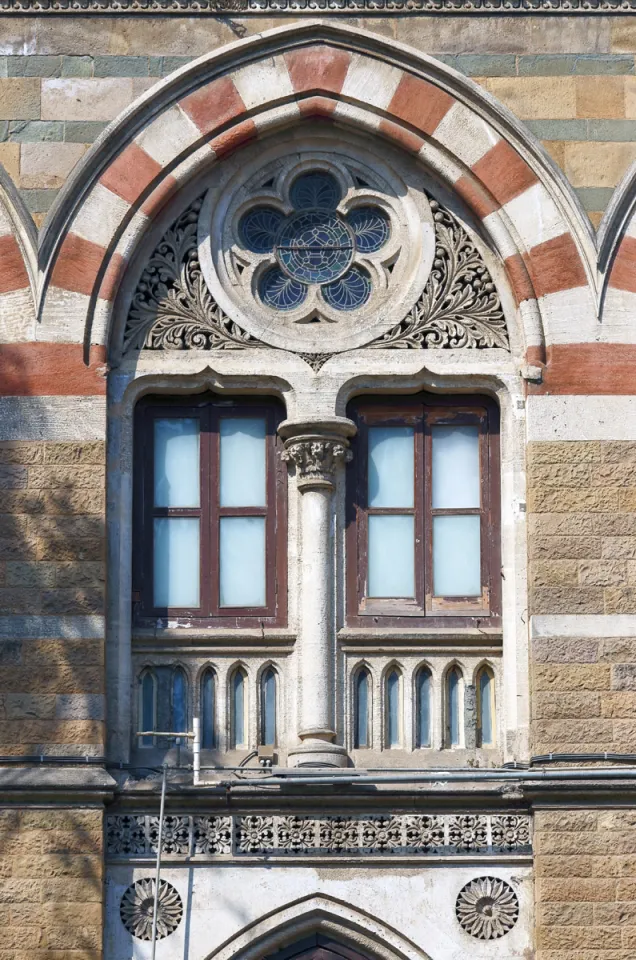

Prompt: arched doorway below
[264,935,373,960]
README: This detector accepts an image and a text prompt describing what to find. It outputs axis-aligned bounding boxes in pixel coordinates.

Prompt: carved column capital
[279,418,356,491]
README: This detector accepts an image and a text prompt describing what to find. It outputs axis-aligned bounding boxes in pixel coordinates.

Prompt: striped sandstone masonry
[37,25,595,356]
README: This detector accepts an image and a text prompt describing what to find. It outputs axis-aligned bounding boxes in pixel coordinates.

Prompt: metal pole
[193,717,201,786]
[151,763,167,960]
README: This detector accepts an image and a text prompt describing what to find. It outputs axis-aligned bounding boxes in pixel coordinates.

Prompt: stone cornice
[1,0,634,12]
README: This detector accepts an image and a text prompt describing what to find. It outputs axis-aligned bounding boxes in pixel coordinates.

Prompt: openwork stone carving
[282,436,352,488]
[371,198,508,350]
[124,180,508,356]
[455,876,519,940]
[124,196,259,353]
[107,813,531,859]
[120,878,183,940]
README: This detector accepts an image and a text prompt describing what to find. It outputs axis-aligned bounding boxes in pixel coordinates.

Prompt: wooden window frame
[346,394,501,628]
[133,394,287,628]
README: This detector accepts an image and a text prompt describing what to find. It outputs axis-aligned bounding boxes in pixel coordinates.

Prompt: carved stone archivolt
[119,878,183,940]
[123,181,509,360]
[455,876,520,940]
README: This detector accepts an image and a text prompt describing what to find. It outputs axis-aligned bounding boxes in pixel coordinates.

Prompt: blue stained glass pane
[172,669,187,733]
[347,206,391,253]
[259,266,308,311]
[355,670,370,749]
[322,265,371,310]
[417,669,431,748]
[201,670,215,750]
[276,211,354,284]
[290,172,341,210]
[239,206,284,254]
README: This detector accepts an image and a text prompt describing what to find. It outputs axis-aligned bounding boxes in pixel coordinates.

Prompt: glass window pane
[479,670,494,746]
[432,425,480,509]
[387,670,400,747]
[448,668,461,747]
[417,669,431,748]
[201,671,215,749]
[154,418,200,507]
[141,672,155,747]
[368,426,414,508]
[368,515,415,598]
[172,669,187,733]
[219,418,267,507]
[219,517,266,607]
[433,515,481,597]
[355,671,369,748]
[233,671,245,748]
[153,518,200,608]
[261,668,276,746]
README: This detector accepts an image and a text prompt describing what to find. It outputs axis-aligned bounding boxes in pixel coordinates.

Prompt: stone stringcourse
[2,0,636,12]
[120,878,184,940]
[106,813,531,859]
[455,876,520,940]
[123,191,508,363]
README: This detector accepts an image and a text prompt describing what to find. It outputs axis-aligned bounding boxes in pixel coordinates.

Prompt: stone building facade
[2,6,636,960]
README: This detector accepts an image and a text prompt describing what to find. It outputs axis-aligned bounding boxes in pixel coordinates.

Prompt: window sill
[132,626,296,647]
[339,626,503,648]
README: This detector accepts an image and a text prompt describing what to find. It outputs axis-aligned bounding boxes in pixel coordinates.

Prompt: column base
[288,740,349,768]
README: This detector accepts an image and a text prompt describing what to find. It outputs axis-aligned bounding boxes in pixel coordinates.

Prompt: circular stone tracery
[237,171,390,312]
[455,876,519,940]
[120,878,183,941]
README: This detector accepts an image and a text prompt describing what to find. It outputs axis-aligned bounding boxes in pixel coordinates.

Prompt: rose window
[238,172,390,312]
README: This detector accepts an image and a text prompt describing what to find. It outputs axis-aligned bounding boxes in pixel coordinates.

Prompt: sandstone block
[6,562,56,587]
[595,514,636,536]
[43,442,105,465]
[618,489,636,511]
[617,879,636,899]
[54,562,104,588]
[613,665,636,692]
[529,463,592,486]
[40,490,105,516]
[534,663,611,691]
[0,588,42,614]
[529,442,602,464]
[538,926,622,949]
[5,694,55,719]
[0,466,27,490]
[35,538,104,562]
[55,694,104,720]
[27,466,105,490]
[41,587,104,616]
[530,586,604,615]
[537,877,617,901]
[601,693,636,716]
[484,76,577,118]
[529,513,598,537]
[21,640,103,669]
[576,75,625,118]
[605,587,636,614]
[536,855,597,877]
[0,720,103,745]
[532,637,600,663]
[579,560,627,586]
[565,141,636,187]
[539,902,594,926]
[533,719,614,743]
[19,141,86,189]
[41,77,134,121]
[0,879,41,903]
[591,463,636,486]
[595,902,636,924]
[10,854,101,880]
[534,690,601,718]
[0,79,40,120]
[599,638,636,661]
[0,143,20,182]
[529,488,620,513]
[535,809,599,832]
[530,560,579,587]
[529,535,603,560]
[603,538,636,559]
[40,878,101,902]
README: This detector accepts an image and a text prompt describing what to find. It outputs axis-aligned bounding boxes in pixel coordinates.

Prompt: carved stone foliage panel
[123,134,509,366]
[106,813,531,859]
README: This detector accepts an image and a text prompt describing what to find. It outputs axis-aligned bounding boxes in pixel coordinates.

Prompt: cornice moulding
[2,0,636,11]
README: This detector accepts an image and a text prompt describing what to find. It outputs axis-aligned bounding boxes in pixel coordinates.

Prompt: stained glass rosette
[238,172,390,313]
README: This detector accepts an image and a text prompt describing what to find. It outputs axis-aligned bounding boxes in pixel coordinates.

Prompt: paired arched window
[138,665,188,747]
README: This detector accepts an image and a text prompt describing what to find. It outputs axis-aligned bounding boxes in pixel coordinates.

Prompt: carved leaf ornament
[124,191,509,360]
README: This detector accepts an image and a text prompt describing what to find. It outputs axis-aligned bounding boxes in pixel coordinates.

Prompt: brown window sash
[346,395,501,628]
[133,394,287,629]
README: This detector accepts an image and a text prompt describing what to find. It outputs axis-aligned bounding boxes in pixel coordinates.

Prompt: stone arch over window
[352,663,372,750]
[0,166,37,343]
[34,21,600,363]
[201,894,433,960]
[381,661,403,750]
[414,663,433,749]
[474,660,497,748]
[258,662,279,747]
[229,663,249,750]
[444,662,464,749]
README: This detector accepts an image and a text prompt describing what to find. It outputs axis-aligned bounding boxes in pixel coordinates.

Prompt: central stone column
[279,417,356,768]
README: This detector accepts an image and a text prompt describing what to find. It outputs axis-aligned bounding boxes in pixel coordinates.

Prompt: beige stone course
[19,142,87,189]
[41,77,134,121]
[576,75,626,119]
[0,79,40,120]
[483,76,577,118]
[565,141,636,188]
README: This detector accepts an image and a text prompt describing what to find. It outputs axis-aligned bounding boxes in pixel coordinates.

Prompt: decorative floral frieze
[371,198,509,350]
[120,878,183,941]
[106,813,531,859]
[281,436,352,489]
[4,0,635,14]
[455,876,519,940]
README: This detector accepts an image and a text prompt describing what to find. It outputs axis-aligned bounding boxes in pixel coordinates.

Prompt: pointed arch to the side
[202,894,433,960]
[599,161,636,334]
[35,20,598,360]
[0,165,37,342]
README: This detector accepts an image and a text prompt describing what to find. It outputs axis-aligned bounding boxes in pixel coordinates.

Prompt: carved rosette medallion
[282,436,352,490]
[120,878,183,940]
[455,876,519,940]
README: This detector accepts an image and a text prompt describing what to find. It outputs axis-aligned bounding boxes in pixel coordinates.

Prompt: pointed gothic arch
[33,20,599,361]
